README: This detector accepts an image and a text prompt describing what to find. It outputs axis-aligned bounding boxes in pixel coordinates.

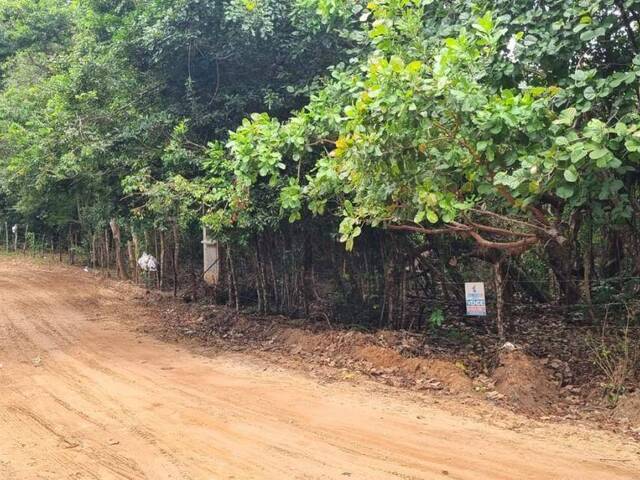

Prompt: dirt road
[0,259,638,480]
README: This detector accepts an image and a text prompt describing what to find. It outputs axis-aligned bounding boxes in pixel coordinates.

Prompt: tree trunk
[255,245,263,314]
[109,218,128,279]
[583,220,596,322]
[302,230,314,317]
[132,229,140,284]
[226,247,233,308]
[172,222,179,297]
[104,228,111,272]
[143,230,151,255]
[127,240,136,282]
[159,230,165,289]
[91,232,97,268]
[493,261,506,342]
[267,237,278,310]
[23,224,28,253]
[545,242,580,305]
[258,241,268,313]
[603,228,624,278]
[227,243,239,311]
[68,225,75,265]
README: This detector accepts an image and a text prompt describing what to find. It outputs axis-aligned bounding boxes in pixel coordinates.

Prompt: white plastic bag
[137,252,158,272]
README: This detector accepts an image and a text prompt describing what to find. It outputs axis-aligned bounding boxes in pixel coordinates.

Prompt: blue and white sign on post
[465,282,486,316]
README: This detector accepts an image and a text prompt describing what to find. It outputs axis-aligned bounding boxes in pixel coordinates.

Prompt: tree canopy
[2,0,640,329]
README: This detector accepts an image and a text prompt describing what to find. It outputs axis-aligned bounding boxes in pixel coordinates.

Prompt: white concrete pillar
[202,228,220,285]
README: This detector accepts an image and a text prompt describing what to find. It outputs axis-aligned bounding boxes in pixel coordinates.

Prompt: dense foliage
[2,0,640,334]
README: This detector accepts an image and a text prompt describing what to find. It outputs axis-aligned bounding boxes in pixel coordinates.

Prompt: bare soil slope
[0,258,638,479]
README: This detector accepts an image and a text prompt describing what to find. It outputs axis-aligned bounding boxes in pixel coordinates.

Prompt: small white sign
[465,282,486,316]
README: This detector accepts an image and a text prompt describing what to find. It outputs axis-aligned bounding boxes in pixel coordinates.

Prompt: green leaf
[369,21,389,38]
[589,148,609,159]
[584,86,596,100]
[625,138,640,152]
[570,147,588,163]
[345,238,354,251]
[426,210,439,224]
[472,12,493,34]
[580,29,596,42]
[406,60,423,73]
[554,107,577,126]
[477,183,493,195]
[556,185,575,199]
[614,122,628,136]
[389,55,405,72]
[564,166,578,182]
[572,70,585,81]
[429,309,444,328]
[288,212,301,223]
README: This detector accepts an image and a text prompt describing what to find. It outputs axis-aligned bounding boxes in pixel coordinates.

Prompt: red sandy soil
[0,258,638,479]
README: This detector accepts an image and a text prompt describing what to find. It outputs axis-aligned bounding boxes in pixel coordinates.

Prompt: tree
[205,0,640,311]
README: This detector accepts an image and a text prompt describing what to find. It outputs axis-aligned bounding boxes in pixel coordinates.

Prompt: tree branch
[387,221,540,254]
[462,227,539,253]
[465,219,537,238]
[469,208,566,244]
[386,224,464,235]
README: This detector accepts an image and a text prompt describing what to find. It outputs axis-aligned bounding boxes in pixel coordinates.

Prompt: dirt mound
[493,351,559,415]
[354,345,472,393]
[423,359,473,394]
[260,328,473,393]
[354,345,403,369]
[614,392,640,427]
[275,330,472,393]
[279,328,327,353]
[279,328,369,352]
